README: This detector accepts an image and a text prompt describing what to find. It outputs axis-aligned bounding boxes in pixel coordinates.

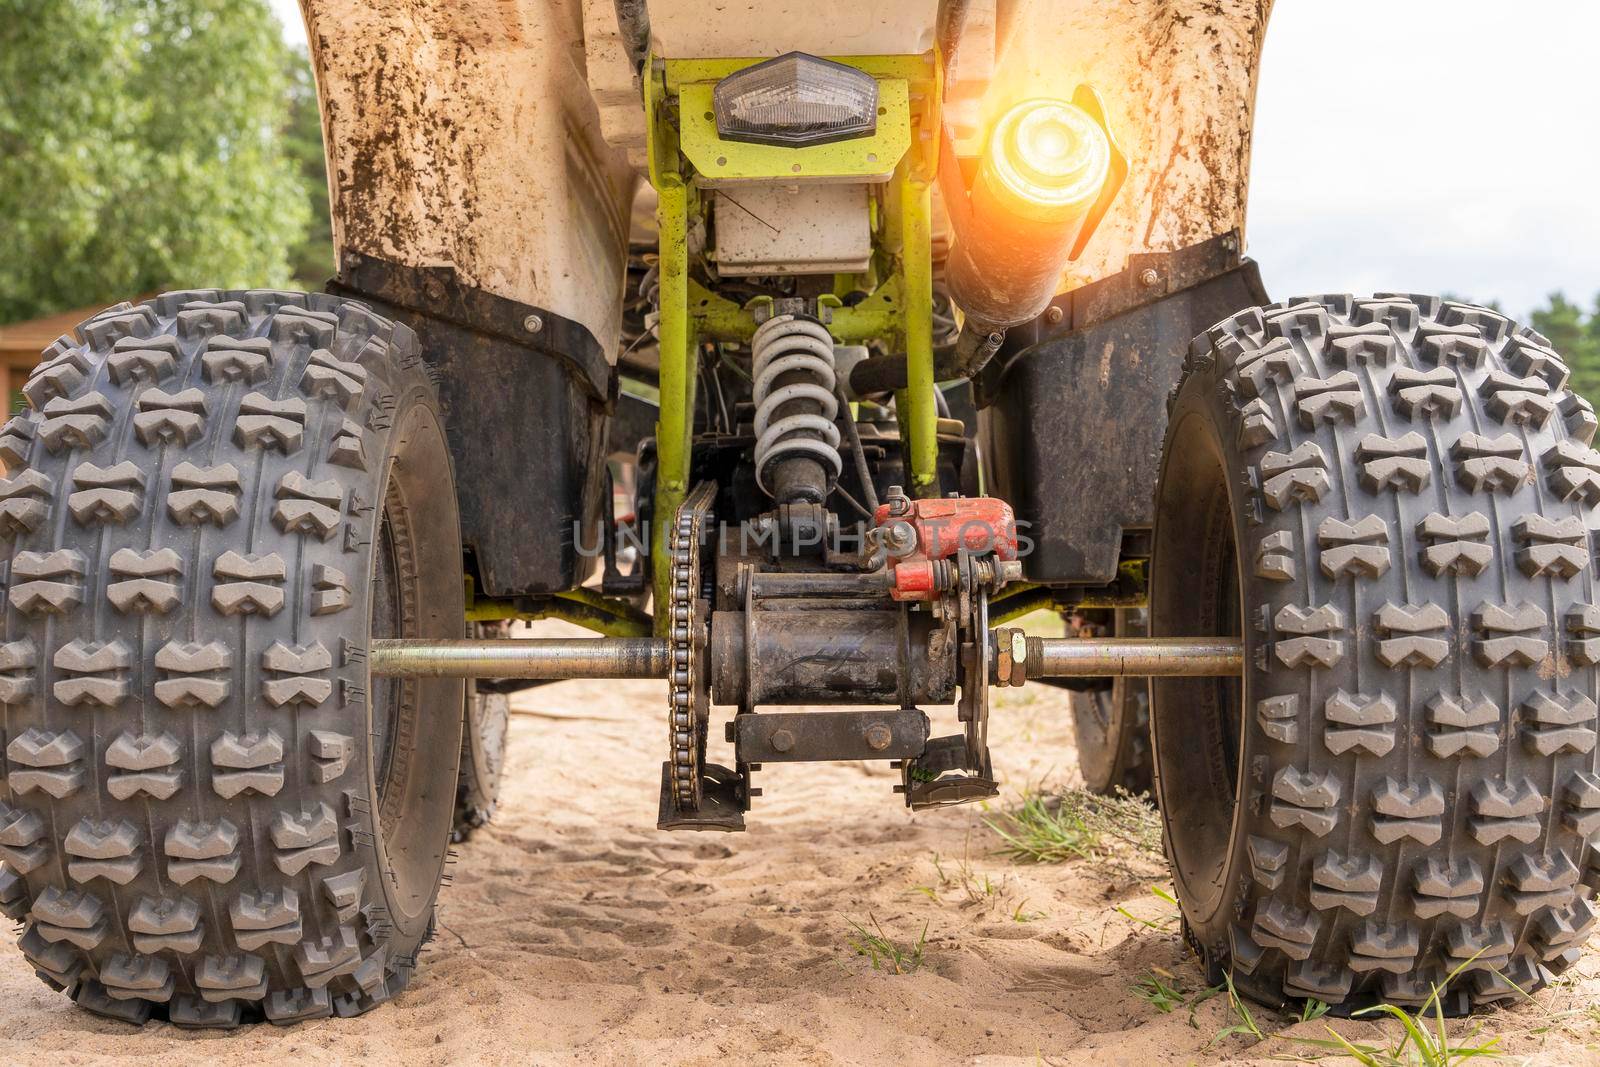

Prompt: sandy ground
[5,642,1600,1065]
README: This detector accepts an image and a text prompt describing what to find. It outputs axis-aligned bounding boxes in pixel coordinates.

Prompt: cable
[833,483,874,521]
[835,382,880,515]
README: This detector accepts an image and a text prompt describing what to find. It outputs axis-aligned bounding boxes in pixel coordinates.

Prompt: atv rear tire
[1069,608,1152,795]
[454,624,510,841]
[1152,293,1600,1012]
[0,290,465,1026]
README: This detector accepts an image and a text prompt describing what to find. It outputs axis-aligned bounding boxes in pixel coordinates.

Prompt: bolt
[522,313,544,334]
[883,519,918,555]
[864,723,893,751]
[1044,305,1064,326]
[770,728,795,753]
[1139,268,1160,288]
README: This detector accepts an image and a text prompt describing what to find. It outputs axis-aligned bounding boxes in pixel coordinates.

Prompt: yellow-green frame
[646,52,943,626]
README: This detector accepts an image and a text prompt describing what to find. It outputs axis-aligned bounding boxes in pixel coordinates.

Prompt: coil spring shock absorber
[751,313,842,504]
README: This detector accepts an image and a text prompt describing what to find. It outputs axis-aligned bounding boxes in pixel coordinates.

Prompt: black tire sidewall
[1151,375,1257,951]
[364,390,465,938]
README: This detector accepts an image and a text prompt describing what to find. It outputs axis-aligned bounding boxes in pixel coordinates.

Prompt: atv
[2,0,1595,1028]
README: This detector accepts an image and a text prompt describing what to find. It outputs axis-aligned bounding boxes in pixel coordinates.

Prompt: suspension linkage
[366,634,1245,681]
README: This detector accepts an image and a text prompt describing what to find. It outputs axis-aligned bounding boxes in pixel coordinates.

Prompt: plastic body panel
[300,0,637,352]
[983,238,1269,585]
[712,185,873,275]
[331,254,609,598]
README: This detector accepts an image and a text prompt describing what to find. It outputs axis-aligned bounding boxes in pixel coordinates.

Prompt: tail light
[712,52,879,147]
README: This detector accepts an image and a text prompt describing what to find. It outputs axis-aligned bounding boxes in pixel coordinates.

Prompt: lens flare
[984,99,1111,220]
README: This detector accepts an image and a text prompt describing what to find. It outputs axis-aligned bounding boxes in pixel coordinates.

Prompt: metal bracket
[657,763,747,832]
[898,734,998,809]
[1032,229,1251,341]
[730,709,930,763]
[465,584,654,638]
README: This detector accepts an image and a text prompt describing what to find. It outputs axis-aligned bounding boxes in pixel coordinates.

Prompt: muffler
[939,86,1128,377]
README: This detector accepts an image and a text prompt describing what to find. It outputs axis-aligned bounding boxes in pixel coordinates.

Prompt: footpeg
[656,762,748,832]
[897,734,998,810]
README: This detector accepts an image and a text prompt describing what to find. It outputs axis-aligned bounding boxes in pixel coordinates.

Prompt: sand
[4,638,1600,1065]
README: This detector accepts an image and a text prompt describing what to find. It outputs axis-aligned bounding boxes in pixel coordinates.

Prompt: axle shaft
[1028,636,1243,678]
[367,635,1244,681]
[368,638,669,679]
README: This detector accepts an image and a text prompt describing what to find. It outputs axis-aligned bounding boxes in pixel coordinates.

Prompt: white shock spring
[751,314,842,499]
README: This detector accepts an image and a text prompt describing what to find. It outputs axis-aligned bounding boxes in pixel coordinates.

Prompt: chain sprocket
[667,480,717,811]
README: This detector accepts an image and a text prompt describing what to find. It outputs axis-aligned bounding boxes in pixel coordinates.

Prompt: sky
[269,0,1600,319]
[1248,1,1600,318]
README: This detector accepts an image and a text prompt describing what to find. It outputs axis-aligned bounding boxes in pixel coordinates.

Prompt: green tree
[1530,291,1600,404]
[283,46,334,289]
[1531,292,1588,356]
[0,0,309,322]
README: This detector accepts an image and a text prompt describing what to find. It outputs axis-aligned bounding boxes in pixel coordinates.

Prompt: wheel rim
[463,622,510,808]
[1070,608,1152,793]
[1076,686,1116,744]
[470,691,510,805]
[1071,612,1118,743]
[1151,408,1246,923]
[363,400,465,928]
[370,506,402,800]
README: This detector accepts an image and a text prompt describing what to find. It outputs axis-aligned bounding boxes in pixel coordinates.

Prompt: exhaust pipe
[939,87,1127,378]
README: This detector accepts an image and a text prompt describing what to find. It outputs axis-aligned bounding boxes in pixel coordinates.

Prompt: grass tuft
[911,841,1044,920]
[1131,969,1187,1014]
[1205,971,1267,1047]
[1114,883,1181,931]
[1197,952,1508,1064]
[846,913,927,975]
[983,788,1162,870]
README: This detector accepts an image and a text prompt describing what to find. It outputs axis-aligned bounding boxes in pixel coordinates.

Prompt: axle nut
[771,728,796,753]
[995,638,1014,687]
[992,627,1028,686]
[1006,629,1028,687]
[864,723,893,751]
